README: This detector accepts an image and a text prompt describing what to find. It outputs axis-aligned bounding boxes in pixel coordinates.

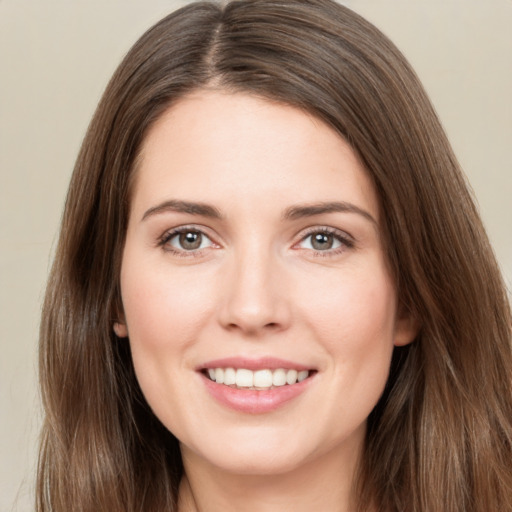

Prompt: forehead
[131,89,379,221]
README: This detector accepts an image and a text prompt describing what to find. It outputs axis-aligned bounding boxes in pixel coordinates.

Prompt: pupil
[312,233,333,250]
[180,231,201,250]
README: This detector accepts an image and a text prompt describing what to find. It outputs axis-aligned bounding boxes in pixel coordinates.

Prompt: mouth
[202,367,315,390]
[198,357,317,413]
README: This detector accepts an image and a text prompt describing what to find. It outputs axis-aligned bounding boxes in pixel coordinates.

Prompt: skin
[116,90,416,512]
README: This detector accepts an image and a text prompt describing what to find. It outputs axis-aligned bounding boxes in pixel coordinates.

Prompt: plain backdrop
[1,1,511,510]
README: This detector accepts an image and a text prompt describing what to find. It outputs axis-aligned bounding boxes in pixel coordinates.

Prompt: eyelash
[157,226,354,257]
[157,226,215,258]
[295,227,354,257]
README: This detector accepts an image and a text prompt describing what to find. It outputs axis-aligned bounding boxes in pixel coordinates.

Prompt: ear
[113,321,129,338]
[393,311,420,347]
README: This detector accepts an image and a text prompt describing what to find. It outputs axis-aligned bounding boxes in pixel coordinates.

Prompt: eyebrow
[141,200,223,222]
[283,201,377,225]
[141,199,376,225]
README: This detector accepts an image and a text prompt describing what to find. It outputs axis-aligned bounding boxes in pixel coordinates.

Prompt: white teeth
[253,369,273,388]
[206,367,311,388]
[215,368,224,384]
[297,370,309,382]
[236,369,253,387]
[224,367,236,385]
[272,368,287,387]
[286,369,298,385]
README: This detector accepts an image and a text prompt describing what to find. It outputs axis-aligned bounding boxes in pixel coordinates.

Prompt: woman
[37,1,512,511]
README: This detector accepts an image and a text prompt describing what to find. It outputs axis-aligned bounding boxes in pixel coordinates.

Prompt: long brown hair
[37,1,512,510]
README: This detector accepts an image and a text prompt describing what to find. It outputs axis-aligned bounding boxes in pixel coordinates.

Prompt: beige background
[1,1,511,510]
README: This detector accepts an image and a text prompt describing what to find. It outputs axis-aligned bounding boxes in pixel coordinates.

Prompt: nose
[217,247,292,337]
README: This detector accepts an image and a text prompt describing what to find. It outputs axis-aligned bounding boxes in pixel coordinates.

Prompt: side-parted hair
[37,1,512,511]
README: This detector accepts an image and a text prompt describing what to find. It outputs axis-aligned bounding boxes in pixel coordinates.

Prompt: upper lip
[198,357,313,372]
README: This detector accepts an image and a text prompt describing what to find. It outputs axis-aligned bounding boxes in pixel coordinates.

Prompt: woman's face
[118,90,415,476]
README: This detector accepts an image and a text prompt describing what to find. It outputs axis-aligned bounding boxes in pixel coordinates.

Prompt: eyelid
[293,226,355,254]
[156,224,354,257]
[157,224,221,255]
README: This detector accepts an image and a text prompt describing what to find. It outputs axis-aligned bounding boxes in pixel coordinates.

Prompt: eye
[301,232,342,251]
[160,228,214,253]
[296,228,353,254]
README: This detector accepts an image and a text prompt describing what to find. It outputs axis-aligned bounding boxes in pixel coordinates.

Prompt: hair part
[38,1,512,511]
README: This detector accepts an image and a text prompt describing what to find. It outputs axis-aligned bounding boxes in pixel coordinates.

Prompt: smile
[205,367,310,390]
[199,360,316,414]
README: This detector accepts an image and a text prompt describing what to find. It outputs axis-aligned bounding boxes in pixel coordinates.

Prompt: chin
[190,446,310,477]
[178,420,364,478]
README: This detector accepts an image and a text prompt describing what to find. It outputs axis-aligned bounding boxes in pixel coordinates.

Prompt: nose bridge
[218,240,289,335]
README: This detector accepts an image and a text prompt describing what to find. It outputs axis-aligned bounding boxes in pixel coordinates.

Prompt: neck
[178,439,365,512]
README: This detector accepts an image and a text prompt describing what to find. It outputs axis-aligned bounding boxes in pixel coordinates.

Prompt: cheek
[119,262,215,430]
[119,258,215,392]
[299,264,397,398]
[121,259,210,341]
[302,265,397,344]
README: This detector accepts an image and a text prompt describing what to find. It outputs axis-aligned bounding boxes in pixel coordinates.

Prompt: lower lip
[201,373,314,414]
